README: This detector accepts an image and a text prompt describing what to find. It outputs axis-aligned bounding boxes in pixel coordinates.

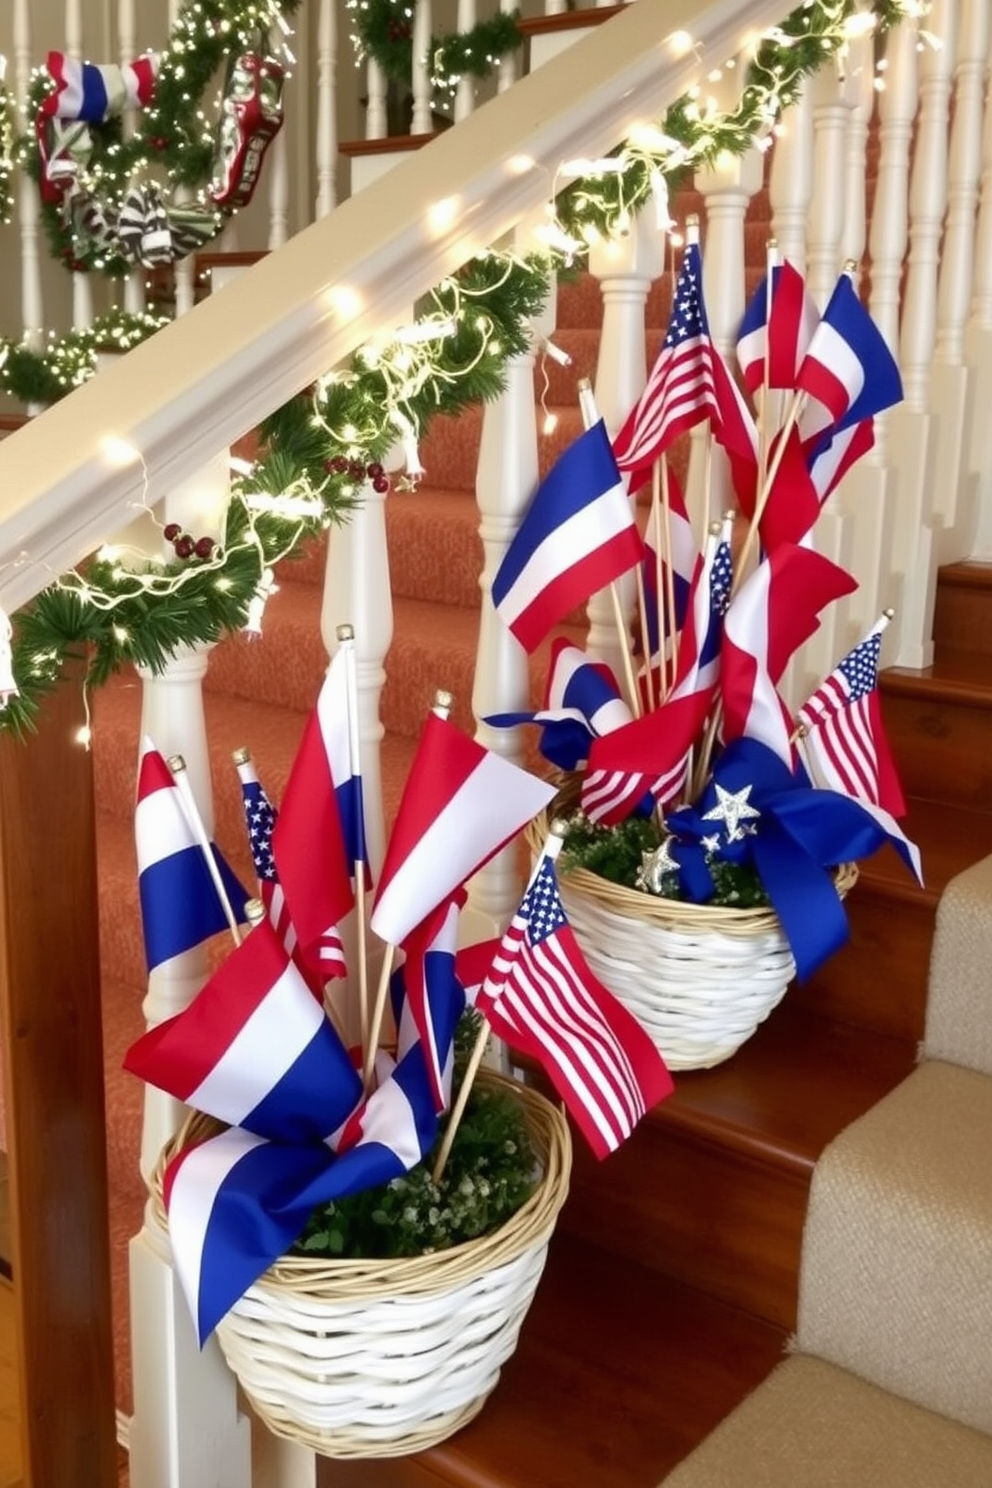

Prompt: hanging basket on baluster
[149,1071,571,1459]
[528,783,857,1071]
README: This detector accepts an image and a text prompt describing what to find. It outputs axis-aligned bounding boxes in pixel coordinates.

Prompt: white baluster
[966,24,992,557]
[127,646,252,1488]
[65,0,94,329]
[769,80,813,273]
[931,0,988,555]
[13,0,44,350]
[498,0,520,92]
[890,0,957,665]
[690,147,763,530]
[586,211,663,689]
[866,16,919,631]
[469,217,554,928]
[454,0,477,123]
[831,29,883,642]
[411,0,434,135]
[169,0,196,314]
[870,20,918,365]
[321,473,394,1056]
[365,57,388,140]
[314,0,337,217]
[841,28,876,267]
[806,65,854,306]
[544,0,569,17]
[267,127,290,248]
[901,0,957,410]
[118,0,147,313]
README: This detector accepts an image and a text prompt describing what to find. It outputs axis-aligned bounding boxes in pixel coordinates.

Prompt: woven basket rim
[150,1069,572,1302]
[528,788,858,940]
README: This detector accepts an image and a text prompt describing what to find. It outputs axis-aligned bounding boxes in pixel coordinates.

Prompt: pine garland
[16,0,305,276]
[0,0,922,738]
[0,311,170,406]
[346,0,523,97]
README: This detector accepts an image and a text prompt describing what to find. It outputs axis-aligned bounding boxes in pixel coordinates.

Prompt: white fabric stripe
[527,936,642,1124]
[168,1127,265,1333]
[497,482,632,629]
[505,946,635,1146]
[806,322,865,409]
[187,962,326,1125]
[351,1067,423,1167]
[371,760,552,943]
[135,785,198,872]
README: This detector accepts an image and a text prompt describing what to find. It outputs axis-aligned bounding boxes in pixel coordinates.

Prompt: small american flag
[476,844,673,1158]
[612,233,717,489]
[235,753,346,986]
[797,615,905,816]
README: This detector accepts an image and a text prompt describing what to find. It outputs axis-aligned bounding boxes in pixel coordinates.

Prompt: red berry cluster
[386,19,411,41]
[163,522,216,561]
[324,456,390,495]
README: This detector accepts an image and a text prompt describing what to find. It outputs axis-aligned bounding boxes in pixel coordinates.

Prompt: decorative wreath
[18,0,303,276]
[0,0,923,737]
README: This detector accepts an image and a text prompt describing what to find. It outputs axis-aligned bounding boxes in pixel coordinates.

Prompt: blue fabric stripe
[243,1022,363,1144]
[139,844,248,972]
[492,421,621,603]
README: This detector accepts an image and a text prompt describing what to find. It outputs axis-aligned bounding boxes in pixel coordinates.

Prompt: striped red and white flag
[475,834,673,1159]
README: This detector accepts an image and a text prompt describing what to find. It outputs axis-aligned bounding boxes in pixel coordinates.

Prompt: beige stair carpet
[924,853,992,1075]
[660,1354,992,1488]
[797,1058,992,1435]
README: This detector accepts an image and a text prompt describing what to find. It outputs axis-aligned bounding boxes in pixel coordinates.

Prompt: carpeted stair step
[798,1058,992,1432]
[318,1232,789,1488]
[660,1353,992,1488]
[552,1002,914,1331]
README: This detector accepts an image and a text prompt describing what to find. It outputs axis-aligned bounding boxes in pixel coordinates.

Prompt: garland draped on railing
[0,0,923,737]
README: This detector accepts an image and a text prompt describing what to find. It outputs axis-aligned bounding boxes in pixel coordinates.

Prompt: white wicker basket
[152,1074,571,1459]
[531,803,857,1071]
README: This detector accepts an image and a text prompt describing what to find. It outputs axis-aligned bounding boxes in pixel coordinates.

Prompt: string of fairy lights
[0,0,927,738]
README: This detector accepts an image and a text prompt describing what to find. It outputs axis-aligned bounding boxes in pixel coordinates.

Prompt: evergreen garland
[0,0,922,738]
[346,0,523,97]
[0,310,169,406]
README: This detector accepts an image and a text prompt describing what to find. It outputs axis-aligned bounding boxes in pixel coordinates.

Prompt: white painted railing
[1,0,992,1484]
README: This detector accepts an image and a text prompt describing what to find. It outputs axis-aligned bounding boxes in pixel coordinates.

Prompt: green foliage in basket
[292,1017,536,1261]
[559,811,771,909]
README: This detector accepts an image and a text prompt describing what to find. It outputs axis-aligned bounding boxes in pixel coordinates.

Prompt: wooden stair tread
[937,559,992,590]
[883,646,992,703]
[854,794,992,906]
[317,1233,787,1488]
[654,1003,913,1171]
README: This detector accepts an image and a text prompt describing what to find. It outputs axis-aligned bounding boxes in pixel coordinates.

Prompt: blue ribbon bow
[664,738,911,982]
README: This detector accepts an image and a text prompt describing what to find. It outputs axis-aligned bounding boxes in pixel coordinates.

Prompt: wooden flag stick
[337,623,370,1056]
[635,563,655,713]
[660,456,679,699]
[362,943,395,1091]
[168,754,242,947]
[650,465,667,704]
[431,1009,493,1184]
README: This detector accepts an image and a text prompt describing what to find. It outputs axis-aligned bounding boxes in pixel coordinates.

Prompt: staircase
[81,144,992,1482]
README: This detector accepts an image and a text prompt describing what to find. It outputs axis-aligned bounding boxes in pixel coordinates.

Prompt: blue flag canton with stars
[839,629,882,702]
[700,537,734,667]
[665,240,710,348]
[242,779,277,883]
[521,858,568,943]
